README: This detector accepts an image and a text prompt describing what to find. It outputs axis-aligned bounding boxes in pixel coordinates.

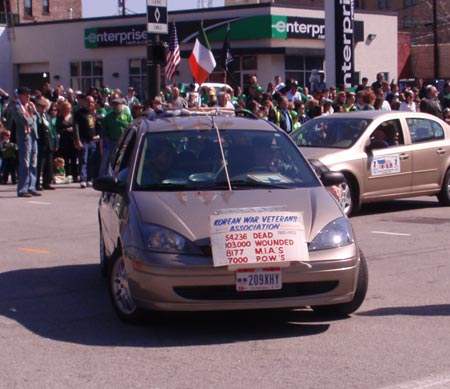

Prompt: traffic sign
[147,0,168,34]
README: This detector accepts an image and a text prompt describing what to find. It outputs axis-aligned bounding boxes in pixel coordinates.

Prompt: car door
[407,117,449,193]
[362,119,413,199]
[100,127,137,256]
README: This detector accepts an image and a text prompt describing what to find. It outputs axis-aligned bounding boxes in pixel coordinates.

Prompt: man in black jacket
[73,95,101,188]
[419,85,443,119]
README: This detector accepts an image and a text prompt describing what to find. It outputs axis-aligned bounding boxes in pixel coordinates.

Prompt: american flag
[166,21,180,82]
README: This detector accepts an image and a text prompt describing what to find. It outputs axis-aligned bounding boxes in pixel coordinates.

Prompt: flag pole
[222,23,231,85]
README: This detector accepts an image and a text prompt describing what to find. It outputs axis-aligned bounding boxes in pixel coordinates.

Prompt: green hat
[291,110,298,118]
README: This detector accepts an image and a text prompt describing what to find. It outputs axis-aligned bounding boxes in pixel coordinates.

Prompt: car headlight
[309,217,354,251]
[142,225,203,255]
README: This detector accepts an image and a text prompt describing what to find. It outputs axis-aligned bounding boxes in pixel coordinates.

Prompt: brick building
[226,0,450,80]
[0,0,81,24]
[2,3,397,98]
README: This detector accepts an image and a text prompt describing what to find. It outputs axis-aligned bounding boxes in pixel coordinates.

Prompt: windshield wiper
[215,180,291,189]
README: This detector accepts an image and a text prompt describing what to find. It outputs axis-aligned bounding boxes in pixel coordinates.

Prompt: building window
[285,56,323,91]
[129,58,147,103]
[43,0,49,14]
[70,60,103,93]
[403,16,410,28]
[240,56,257,88]
[378,0,392,9]
[24,0,32,17]
[404,0,410,7]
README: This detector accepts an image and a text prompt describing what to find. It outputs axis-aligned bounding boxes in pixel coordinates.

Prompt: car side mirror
[93,176,126,194]
[320,171,345,187]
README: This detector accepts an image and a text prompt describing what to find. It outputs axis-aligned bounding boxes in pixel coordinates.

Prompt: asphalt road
[1,183,450,389]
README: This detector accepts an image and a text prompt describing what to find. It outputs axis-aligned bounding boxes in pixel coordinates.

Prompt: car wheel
[108,252,143,324]
[437,169,450,206]
[311,250,368,317]
[99,227,108,277]
[339,175,359,216]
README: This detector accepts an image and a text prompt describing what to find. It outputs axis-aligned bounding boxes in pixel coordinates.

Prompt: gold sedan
[290,111,450,215]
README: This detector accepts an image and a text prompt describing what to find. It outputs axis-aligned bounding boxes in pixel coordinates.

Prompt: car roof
[310,111,445,121]
[200,82,232,90]
[138,111,280,134]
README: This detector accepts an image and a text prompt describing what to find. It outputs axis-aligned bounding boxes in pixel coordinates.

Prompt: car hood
[298,147,346,160]
[131,188,343,243]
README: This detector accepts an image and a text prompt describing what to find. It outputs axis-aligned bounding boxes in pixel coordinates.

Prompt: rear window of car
[291,117,372,148]
[134,129,319,190]
[407,118,445,143]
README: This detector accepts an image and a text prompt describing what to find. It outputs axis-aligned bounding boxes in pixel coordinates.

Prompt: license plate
[236,268,282,291]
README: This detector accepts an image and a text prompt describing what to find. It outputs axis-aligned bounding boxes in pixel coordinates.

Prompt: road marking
[19,247,50,254]
[371,231,411,236]
[29,201,52,205]
[382,373,450,388]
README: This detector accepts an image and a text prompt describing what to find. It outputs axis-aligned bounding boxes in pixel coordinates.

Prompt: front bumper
[123,243,361,312]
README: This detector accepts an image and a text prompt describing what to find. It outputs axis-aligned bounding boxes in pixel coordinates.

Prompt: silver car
[94,110,367,323]
[290,111,450,216]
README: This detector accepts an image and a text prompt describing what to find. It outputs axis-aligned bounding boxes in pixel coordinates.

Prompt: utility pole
[118,0,126,16]
[433,0,439,78]
[146,1,168,103]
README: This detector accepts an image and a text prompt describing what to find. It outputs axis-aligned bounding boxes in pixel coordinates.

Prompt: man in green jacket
[99,98,133,175]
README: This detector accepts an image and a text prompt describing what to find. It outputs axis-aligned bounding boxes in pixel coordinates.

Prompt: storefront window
[70,60,103,93]
[285,56,323,90]
[242,56,257,71]
[129,58,147,103]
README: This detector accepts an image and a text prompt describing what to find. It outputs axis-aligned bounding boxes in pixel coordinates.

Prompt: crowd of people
[1,73,450,197]
[0,83,138,195]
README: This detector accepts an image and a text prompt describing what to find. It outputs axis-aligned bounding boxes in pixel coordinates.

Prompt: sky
[82,0,224,18]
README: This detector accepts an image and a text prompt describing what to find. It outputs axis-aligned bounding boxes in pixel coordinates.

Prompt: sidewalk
[0,182,87,198]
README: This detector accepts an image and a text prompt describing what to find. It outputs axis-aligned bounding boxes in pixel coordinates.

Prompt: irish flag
[189,24,216,84]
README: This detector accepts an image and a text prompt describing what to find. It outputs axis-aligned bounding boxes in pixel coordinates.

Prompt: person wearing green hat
[290,109,301,130]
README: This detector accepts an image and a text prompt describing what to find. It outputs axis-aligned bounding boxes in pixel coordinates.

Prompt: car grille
[174,281,338,300]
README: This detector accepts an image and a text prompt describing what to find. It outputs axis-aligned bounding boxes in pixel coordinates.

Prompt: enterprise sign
[85,25,148,48]
[83,15,363,48]
[271,16,326,40]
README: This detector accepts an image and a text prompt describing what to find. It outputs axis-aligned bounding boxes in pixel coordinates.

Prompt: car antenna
[211,115,232,191]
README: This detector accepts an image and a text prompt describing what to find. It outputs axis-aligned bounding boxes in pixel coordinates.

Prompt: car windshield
[134,129,319,191]
[291,117,373,148]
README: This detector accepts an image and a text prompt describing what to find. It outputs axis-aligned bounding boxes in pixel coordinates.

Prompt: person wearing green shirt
[99,98,133,175]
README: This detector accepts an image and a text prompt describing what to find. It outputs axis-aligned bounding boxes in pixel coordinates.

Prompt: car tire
[108,251,143,324]
[339,174,360,217]
[437,169,450,206]
[311,250,368,317]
